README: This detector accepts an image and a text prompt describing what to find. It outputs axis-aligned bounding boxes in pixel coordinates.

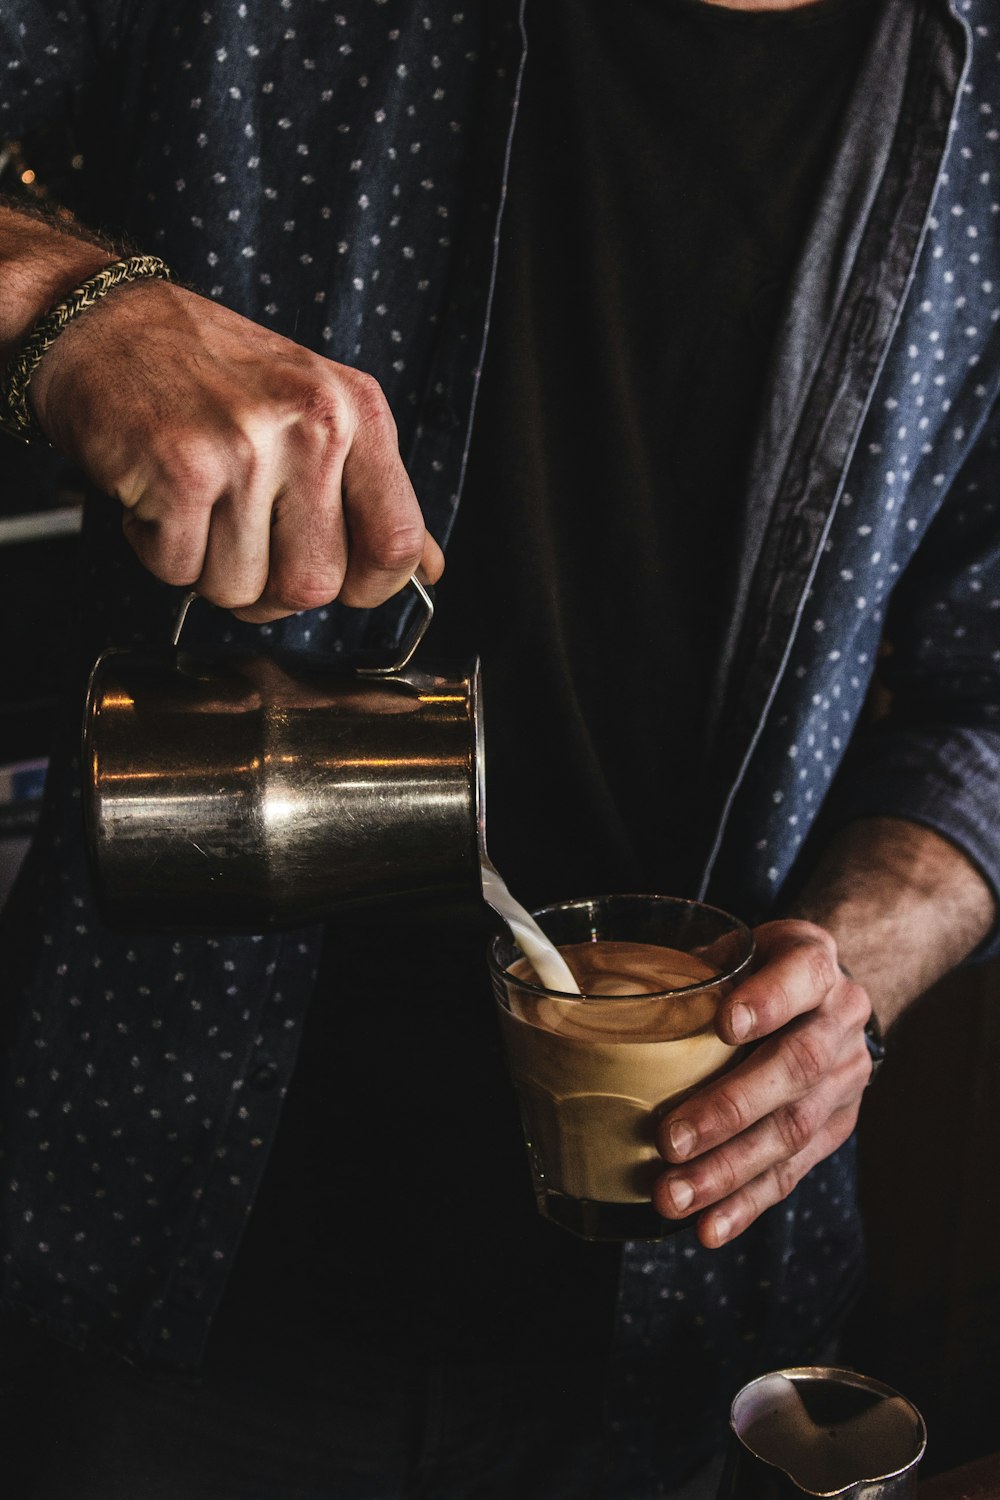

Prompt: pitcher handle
[170,574,435,672]
[170,589,199,647]
[355,575,435,677]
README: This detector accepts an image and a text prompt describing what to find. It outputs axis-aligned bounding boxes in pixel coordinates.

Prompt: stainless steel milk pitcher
[83,579,484,930]
[717,1367,927,1500]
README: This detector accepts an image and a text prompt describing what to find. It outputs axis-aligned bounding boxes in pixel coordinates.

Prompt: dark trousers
[0,1319,611,1499]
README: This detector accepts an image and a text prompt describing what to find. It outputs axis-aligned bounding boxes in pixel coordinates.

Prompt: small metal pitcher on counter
[83,579,484,930]
[717,1367,927,1500]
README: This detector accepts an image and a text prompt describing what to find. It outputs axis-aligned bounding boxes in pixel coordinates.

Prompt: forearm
[787,815,996,1032]
[0,200,115,364]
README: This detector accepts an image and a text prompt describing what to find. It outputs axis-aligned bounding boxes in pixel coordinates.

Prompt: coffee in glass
[490,894,754,1241]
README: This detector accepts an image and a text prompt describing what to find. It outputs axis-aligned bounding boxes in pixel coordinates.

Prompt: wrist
[1,254,176,446]
[788,816,995,1030]
[0,210,115,362]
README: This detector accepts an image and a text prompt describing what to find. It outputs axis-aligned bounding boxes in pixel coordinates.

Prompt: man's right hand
[28,273,443,622]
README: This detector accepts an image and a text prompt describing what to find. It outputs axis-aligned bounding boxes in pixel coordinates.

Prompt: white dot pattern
[706,1,1000,970]
[0,0,524,1371]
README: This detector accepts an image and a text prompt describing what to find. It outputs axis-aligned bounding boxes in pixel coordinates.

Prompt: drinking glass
[489,893,754,1241]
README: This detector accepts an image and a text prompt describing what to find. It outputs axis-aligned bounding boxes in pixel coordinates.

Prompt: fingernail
[708,1212,732,1246]
[730,1002,753,1042]
[668,1119,697,1158]
[667,1177,694,1213]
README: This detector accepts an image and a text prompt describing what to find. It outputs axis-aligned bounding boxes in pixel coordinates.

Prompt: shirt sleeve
[0,0,126,139]
[820,405,1000,960]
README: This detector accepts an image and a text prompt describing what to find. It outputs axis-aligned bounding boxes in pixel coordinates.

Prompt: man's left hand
[652,919,872,1248]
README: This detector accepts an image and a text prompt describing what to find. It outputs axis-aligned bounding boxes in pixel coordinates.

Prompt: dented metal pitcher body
[83,584,483,931]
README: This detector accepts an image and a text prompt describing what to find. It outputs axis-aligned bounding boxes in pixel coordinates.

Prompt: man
[0,0,996,1495]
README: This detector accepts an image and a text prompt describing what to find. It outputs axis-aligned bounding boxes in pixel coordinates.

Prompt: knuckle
[801,939,839,998]
[708,1150,741,1198]
[796,919,837,957]
[708,1083,752,1140]
[271,572,340,613]
[155,554,202,588]
[853,1042,875,1089]
[776,1097,818,1155]
[122,515,201,586]
[223,423,261,480]
[349,370,395,433]
[199,581,259,610]
[846,981,872,1029]
[367,521,425,573]
[782,1026,829,1091]
[772,1158,802,1203]
[295,382,351,447]
[760,917,831,953]
[152,437,226,505]
[832,1105,860,1149]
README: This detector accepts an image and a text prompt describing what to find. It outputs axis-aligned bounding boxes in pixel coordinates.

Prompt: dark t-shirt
[223,0,879,1367]
[429,0,882,904]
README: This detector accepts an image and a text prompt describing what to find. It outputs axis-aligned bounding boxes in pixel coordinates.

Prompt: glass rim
[487,892,755,1001]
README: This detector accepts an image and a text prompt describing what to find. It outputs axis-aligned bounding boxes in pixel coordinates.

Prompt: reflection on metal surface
[261,797,298,826]
[719,1367,926,1500]
[83,645,482,932]
[95,763,262,782]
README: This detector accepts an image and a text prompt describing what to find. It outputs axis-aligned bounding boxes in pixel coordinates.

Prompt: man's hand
[653,919,872,1248]
[30,277,444,622]
[652,817,996,1249]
